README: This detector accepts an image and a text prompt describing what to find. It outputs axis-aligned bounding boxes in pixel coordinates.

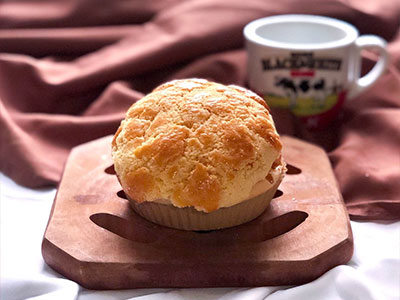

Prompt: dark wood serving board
[42,135,353,289]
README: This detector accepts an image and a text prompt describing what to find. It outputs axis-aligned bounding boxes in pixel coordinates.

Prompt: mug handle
[348,35,389,99]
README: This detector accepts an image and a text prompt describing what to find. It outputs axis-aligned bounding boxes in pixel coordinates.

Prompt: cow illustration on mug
[274,77,342,109]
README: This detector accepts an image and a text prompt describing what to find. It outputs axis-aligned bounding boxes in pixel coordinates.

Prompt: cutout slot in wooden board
[42,135,353,289]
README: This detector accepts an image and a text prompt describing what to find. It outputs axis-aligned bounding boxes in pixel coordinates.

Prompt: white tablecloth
[1,172,399,300]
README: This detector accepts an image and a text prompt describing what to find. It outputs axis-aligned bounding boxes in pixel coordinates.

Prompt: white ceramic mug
[244,15,388,128]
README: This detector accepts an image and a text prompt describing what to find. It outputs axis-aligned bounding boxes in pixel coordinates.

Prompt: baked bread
[112,78,285,230]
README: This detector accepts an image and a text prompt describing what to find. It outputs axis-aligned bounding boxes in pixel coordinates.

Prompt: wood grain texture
[42,135,353,289]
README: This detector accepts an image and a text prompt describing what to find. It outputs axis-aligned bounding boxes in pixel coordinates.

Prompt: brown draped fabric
[1,0,399,220]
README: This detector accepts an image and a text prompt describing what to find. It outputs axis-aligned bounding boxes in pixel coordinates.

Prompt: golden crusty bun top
[112,79,283,212]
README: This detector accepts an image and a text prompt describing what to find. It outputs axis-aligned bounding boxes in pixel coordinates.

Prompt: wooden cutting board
[42,135,353,289]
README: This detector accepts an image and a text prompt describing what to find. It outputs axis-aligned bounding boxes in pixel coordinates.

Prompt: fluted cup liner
[129,178,282,231]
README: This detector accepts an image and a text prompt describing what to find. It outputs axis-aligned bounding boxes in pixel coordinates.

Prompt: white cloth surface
[1,172,399,300]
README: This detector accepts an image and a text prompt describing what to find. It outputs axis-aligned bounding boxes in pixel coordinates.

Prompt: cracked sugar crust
[112,79,283,212]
